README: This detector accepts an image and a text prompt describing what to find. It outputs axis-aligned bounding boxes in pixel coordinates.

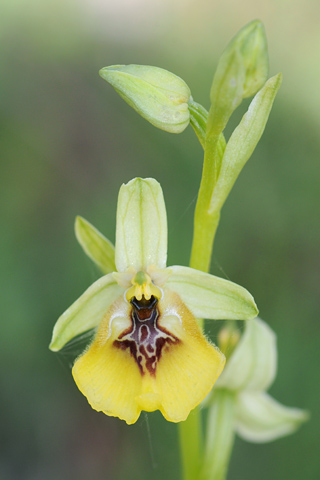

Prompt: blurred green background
[1,0,319,478]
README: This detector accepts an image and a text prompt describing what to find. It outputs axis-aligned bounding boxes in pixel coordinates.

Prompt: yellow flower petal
[72,290,225,424]
[72,297,142,424]
[155,290,226,422]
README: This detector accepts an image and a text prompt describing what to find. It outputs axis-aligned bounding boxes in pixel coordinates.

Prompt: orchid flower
[50,177,258,425]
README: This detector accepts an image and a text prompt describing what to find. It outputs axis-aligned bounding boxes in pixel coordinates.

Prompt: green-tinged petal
[49,274,123,351]
[115,178,167,272]
[209,73,282,213]
[235,391,309,443]
[75,216,116,274]
[216,318,276,392]
[99,64,191,133]
[166,266,258,320]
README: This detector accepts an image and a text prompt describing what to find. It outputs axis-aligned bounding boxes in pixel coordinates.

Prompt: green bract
[50,178,258,352]
[99,65,191,133]
[209,73,282,213]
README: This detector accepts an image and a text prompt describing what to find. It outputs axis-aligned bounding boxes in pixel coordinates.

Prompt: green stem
[199,390,235,480]
[179,410,202,480]
[179,102,227,480]
[190,209,220,273]
[190,124,226,272]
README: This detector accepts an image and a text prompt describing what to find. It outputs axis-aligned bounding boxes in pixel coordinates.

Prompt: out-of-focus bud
[218,323,240,358]
[216,318,277,393]
[202,317,308,475]
[99,64,191,134]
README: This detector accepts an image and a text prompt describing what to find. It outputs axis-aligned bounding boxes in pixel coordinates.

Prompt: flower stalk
[49,16,308,480]
[178,413,203,480]
[179,19,281,480]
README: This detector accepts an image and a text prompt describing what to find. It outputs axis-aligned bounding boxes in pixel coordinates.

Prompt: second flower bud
[100,64,191,133]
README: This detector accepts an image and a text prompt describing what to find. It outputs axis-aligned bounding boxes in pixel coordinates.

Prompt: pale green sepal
[99,65,191,133]
[166,266,258,320]
[235,392,309,443]
[209,73,282,213]
[216,318,276,392]
[115,178,167,273]
[49,274,123,351]
[200,390,235,480]
[75,216,116,274]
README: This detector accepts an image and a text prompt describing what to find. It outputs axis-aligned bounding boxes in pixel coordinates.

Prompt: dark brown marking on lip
[140,325,149,343]
[113,295,179,376]
[146,344,154,353]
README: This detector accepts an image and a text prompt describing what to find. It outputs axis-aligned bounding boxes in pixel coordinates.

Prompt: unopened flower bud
[209,20,269,133]
[235,19,269,98]
[218,324,240,357]
[99,64,191,133]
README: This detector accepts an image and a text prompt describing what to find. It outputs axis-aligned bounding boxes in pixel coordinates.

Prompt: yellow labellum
[72,289,225,425]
